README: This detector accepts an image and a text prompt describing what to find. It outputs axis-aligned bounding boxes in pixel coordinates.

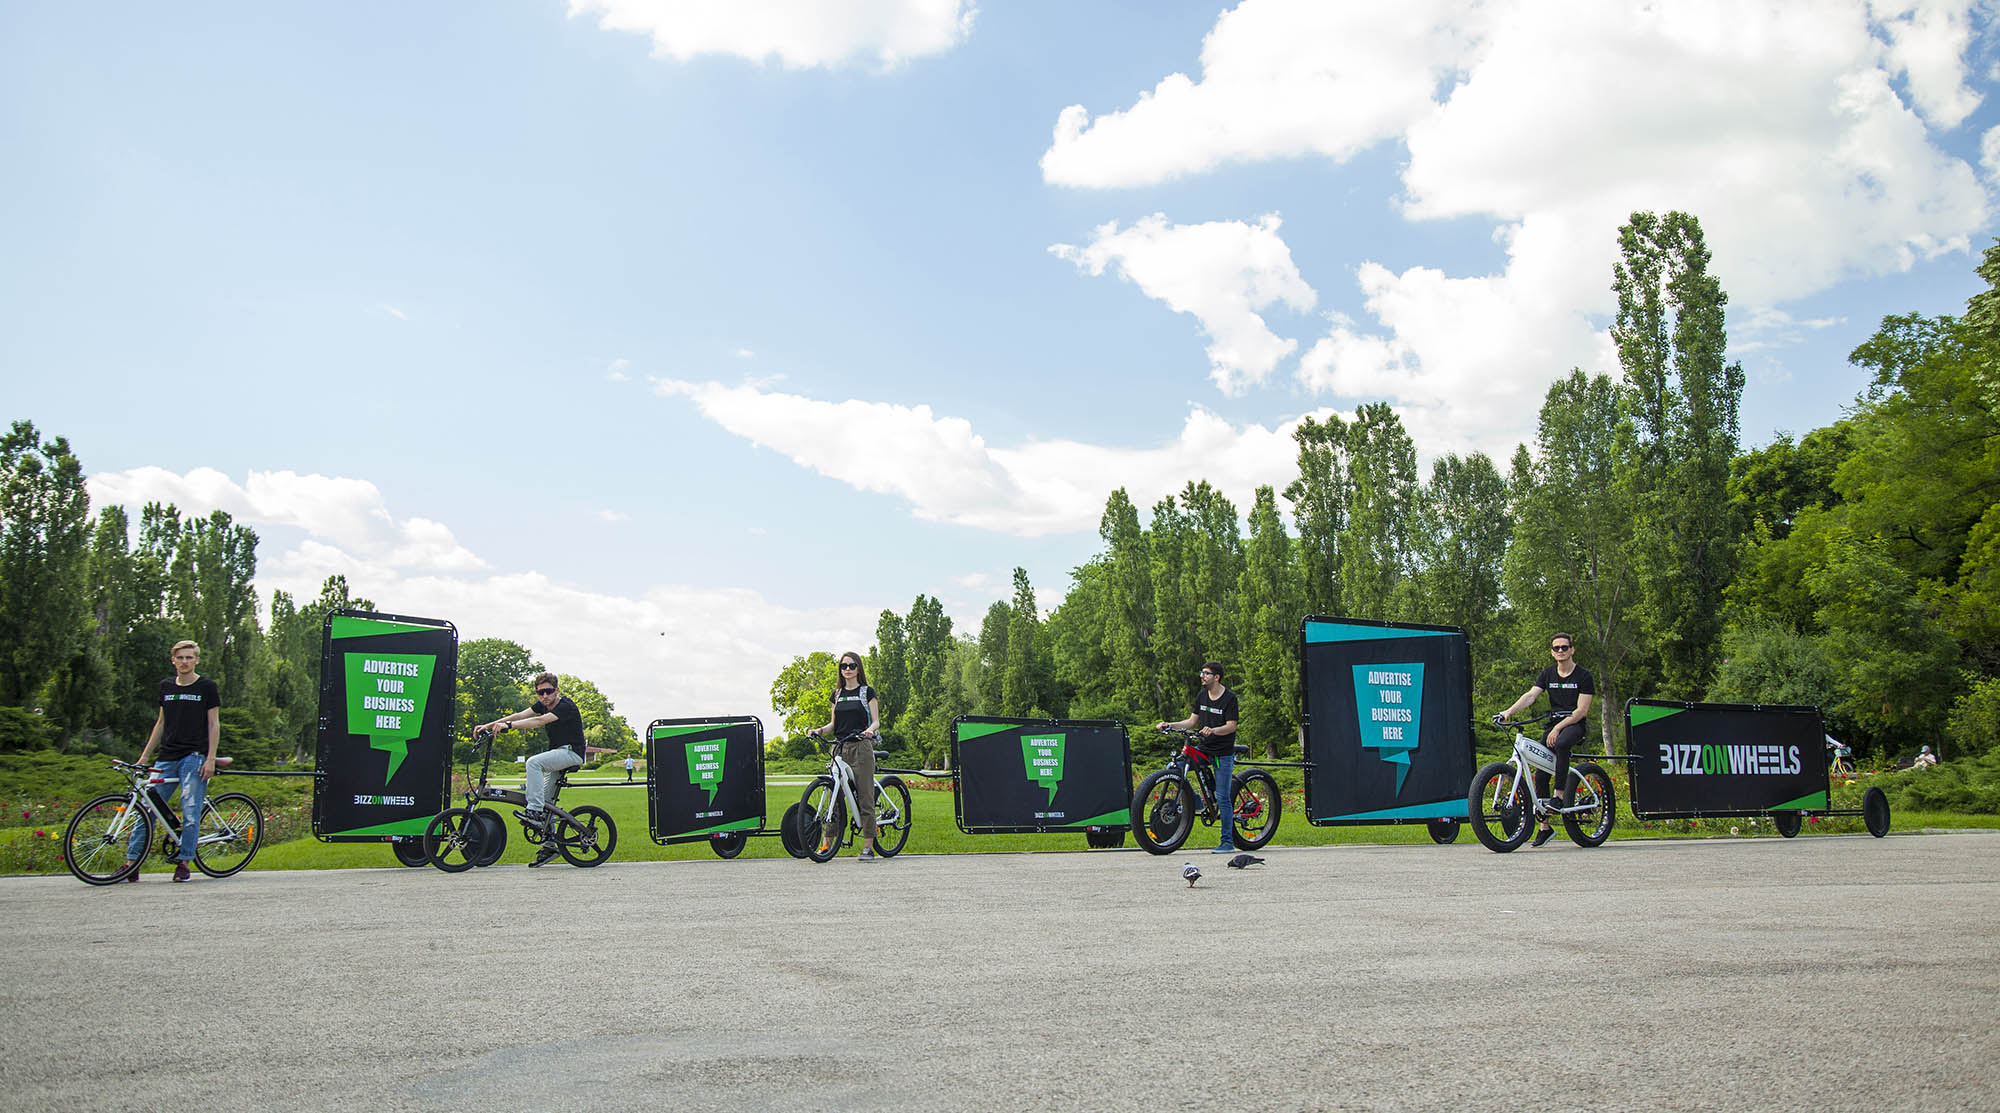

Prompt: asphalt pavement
[1,830,1995,1113]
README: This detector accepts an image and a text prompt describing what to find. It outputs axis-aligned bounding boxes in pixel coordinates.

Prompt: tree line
[770,212,1998,774]
[0,443,638,765]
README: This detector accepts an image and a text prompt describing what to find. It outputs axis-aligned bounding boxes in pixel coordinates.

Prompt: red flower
[33,830,47,838]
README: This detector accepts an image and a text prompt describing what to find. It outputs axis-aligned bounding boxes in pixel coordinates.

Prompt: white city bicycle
[63,758,263,884]
[792,730,912,862]
[1467,711,1616,853]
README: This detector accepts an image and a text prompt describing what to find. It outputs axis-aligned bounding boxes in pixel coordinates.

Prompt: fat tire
[1131,770,1194,855]
[1863,787,1891,838]
[1771,811,1802,838]
[389,837,431,867]
[193,792,263,877]
[1085,828,1127,849]
[1427,818,1461,844]
[1468,761,1533,853]
[470,808,508,866]
[800,776,844,862]
[64,794,148,885]
[779,802,808,859]
[1230,769,1282,851]
[872,776,912,858]
[1559,764,1616,848]
[710,831,747,859]
[556,805,617,867]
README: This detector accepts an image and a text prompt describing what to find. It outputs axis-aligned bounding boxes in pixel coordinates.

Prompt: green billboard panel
[313,610,456,840]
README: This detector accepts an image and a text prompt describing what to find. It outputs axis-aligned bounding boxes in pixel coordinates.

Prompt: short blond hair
[170,640,200,656]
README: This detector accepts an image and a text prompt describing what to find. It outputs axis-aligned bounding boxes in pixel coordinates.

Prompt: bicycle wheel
[872,776,912,857]
[800,776,845,863]
[64,794,148,885]
[556,805,617,867]
[471,808,507,866]
[1467,761,1533,853]
[710,831,747,859]
[390,837,431,867]
[1560,763,1615,848]
[1427,818,1462,844]
[1230,769,1282,851]
[1771,811,1802,838]
[1131,770,1193,855]
[194,792,262,877]
[779,802,808,859]
[424,808,480,872]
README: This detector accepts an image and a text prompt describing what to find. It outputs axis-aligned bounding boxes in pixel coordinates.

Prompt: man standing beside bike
[475,672,599,867]
[1495,634,1594,848]
[1156,661,1241,854]
[125,640,221,882]
[806,652,882,861]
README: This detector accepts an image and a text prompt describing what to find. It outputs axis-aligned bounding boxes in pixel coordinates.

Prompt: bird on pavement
[1181,862,1201,887]
[1226,853,1265,869]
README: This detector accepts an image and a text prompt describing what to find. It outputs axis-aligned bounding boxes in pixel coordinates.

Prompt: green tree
[1613,210,1746,697]
[1238,485,1302,757]
[975,599,1010,714]
[456,638,541,760]
[1340,404,1420,621]
[1284,413,1348,617]
[165,509,261,702]
[1000,567,1056,716]
[0,421,90,705]
[556,674,640,756]
[769,651,838,743]
[902,594,954,767]
[1410,452,1510,643]
[1504,371,1645,750]
[869,609,910,732]
[1098,489,1158,713]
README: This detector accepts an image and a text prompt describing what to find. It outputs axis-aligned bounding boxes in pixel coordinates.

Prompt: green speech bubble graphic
[684,735,726,805]
[343,652,435,783]
[1021,733,1066,806]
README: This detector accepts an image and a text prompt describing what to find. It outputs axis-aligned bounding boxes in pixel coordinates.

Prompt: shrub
[0,707,58,753]
[1946,676,2000,761]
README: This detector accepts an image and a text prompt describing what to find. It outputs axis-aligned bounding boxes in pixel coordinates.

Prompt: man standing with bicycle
[1156,661,1240,854]
[475,673,601,867]
[1496,633,1594,848]
[126,640,220,882]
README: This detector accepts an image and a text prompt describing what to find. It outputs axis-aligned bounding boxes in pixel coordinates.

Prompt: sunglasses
[840,662,859,670]
[1550,645,1572,652]
[536,687,557,696]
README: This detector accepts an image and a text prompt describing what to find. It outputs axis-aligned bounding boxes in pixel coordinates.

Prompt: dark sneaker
[529,843,561,868]
[857,847,876,861]
[520,810,547,831]
[1210,845,1239,854]
[1531,826,1555,848]
[171,860,191,882]
[124,863,141,882]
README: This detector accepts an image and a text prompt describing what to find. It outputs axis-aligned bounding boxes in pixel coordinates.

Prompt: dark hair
[1202,661,1225,680]
[836,651,869,691]
[1550,633,1574,648]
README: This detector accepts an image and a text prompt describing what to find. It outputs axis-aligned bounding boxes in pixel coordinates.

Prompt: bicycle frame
[462,729,587,836]
[806,733,889,835]
[98,762,244,864]
[1484,718,1597,819]
[1152,732,1225,822]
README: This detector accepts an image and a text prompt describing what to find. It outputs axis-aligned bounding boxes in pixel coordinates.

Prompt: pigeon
[1181,862,1202,887]
[1226,853,1265,869]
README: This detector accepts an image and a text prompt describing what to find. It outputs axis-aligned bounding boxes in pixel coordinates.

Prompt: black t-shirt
[831,684,874,737]
[1535,665,1596,717]
[535,696,588,758]
[156,676,221,761]
[1193,685,1239,757]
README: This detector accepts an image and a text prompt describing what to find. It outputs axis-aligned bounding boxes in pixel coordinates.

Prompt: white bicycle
[791,730,912,862]
[63,758,263,884]
[1467,711,1616,852]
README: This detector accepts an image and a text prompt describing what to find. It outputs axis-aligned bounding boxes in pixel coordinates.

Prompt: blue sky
[6,1,1996,735]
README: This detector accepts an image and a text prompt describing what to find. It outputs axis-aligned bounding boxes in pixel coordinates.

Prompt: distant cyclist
[1155,661,1240,855]
[1495,634,1594,848]
[806,651,882,861]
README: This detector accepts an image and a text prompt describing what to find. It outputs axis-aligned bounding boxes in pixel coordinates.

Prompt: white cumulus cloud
[653,377,1341,535]
[1050,213,1315,395]
[1043,0,1992,456]
[568,0,977,70]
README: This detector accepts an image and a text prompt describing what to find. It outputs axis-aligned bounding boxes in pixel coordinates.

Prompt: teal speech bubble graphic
[1353,663,1424,793]
[1021,733,1066,805]
[343,652,436,783]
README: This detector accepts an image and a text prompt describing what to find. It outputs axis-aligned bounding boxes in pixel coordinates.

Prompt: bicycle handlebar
[1486,710,1567,730]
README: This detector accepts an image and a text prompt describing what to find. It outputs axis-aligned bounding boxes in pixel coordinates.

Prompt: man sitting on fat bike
[1155,660,1241,854]
[475,672,609,867]
[1495,632,1595,848]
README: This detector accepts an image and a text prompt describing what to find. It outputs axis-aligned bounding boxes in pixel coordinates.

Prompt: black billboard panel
[648,717,765,843]
[1627,700,1829,817]
[313,610,456,840]
[952,717,1131,833]
[1300,616,1475,825]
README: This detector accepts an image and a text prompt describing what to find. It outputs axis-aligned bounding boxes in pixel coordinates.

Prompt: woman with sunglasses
[806,652,883,860]
[1496,634,1595,848]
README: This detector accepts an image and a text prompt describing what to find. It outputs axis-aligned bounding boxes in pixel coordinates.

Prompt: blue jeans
[1213,750,1236,850]
[130,752,207,863]
[525,748,581,812]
